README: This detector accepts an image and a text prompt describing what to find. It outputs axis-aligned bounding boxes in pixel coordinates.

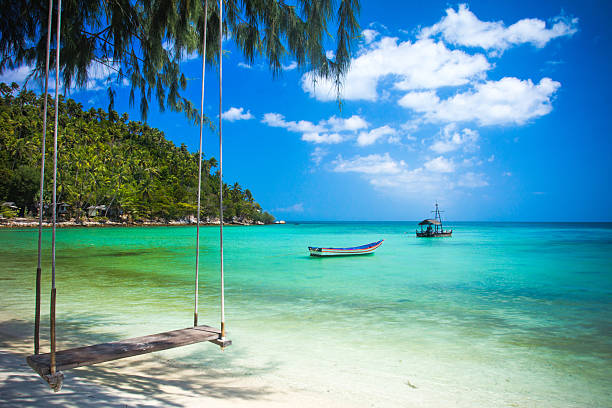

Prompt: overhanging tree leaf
[0,0,360,121]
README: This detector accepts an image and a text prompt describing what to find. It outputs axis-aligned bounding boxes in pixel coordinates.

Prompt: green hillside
[0,83,275,224]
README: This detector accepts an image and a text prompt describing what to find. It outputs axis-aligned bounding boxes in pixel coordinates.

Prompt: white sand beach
[1,311,597,408]
[1,322,356,408]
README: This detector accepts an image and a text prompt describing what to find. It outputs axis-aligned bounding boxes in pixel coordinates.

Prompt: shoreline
[0,218,273,229]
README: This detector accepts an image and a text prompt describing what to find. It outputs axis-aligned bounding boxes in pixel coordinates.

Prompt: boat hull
[308,240,384,257]
[416,230,452,237]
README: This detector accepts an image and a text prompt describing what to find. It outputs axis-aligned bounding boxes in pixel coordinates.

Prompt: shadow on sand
[0,318,279,407]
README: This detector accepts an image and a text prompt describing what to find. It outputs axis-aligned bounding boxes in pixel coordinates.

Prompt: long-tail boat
[416,203,452,237]
[308,240,384,257]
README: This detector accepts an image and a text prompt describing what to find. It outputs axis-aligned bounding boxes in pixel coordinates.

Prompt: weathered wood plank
[27,325,228,376]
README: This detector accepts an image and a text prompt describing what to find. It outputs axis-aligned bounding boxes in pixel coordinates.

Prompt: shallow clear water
[1,222,611,406]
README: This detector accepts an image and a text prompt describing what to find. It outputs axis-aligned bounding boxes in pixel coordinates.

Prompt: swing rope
[218,0,226,340]
[50,0,62,378]
[28,0,229,392]
[194,0,209,328]
[35,0,54,356]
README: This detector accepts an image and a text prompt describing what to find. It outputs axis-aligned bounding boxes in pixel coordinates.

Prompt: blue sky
[3,1,611,221]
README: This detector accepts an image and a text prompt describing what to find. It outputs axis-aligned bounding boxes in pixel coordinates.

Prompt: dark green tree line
[0,83,275,223]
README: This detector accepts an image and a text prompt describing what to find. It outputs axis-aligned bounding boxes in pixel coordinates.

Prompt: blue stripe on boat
[308,239,383,251]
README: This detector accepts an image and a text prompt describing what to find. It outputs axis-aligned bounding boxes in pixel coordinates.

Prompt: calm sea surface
[1,222,611,406]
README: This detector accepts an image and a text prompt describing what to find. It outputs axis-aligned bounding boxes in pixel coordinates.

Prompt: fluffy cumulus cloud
[368,167,443,194]
[302,132,343,144]
[326,115,369,132]
[420,4,578,54]
[430,124,479,153]
[282,61,298,71]
[398,77,561,126]
[333,153,487,194]
[424,156,455,173]
[0,65,32,84]
[333,153,404,175]
[262,113,369,144]
[0,60,130,92]
[361,29,380,44]
[301,37,490,102]
[357,125,397,146]
[284,6,578,196]
[299,6,574,135]
[262,113,323,133]
[223,107,254,121]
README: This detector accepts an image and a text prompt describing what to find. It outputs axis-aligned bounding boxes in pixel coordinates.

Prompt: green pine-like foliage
[0,0,360,121]
[0,83,275,224]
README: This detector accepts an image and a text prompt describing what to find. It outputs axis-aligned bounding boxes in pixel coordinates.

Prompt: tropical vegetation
[0,82,275,223]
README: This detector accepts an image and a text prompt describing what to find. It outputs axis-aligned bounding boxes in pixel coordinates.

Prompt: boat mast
[434,202,444,233]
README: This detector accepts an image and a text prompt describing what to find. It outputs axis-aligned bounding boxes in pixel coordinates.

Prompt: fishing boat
[416,203,452,237]
[308,240,384,257]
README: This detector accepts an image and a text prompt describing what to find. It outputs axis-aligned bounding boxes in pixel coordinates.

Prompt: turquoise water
[1,223,611,406]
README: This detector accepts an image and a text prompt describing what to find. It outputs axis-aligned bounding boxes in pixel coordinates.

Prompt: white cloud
[310,147,329,166]
[0,65,32,84]
[262,112,370,144]
[502,171,512,177]
[82,60,125,90]
[458,172,488,187]
[282,61,298,71]
[274,203,304,213]
[262,112,398,146]
[238,62,252,69]
[302,132,344,144]
[333,153,404,175]
[430,124,479,153]
[223,107,254,121]
[162,40,199,61]
[261,112,289,127]
[462,157,482,167]
[369,167,443,194]
[325,115,369,132]
[421,4,578,54]
[1,61,130,92]
[487,154,495,162]
[301,37,490,102]
[399,77,560,126]
[362,29,380,44]
[397,90,440,111]
[332,153,487,194]
[262,113,324,133]
[357,125,397,146]
[424,156,455,173]
[387,135,402,144]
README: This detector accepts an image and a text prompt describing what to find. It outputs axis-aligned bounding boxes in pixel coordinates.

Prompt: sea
[0,222,610,407]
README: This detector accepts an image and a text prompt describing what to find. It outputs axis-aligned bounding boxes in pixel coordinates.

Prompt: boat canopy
[418,219,441,225]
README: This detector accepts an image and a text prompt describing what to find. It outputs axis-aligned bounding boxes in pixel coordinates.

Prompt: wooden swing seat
[27,324,231,385]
